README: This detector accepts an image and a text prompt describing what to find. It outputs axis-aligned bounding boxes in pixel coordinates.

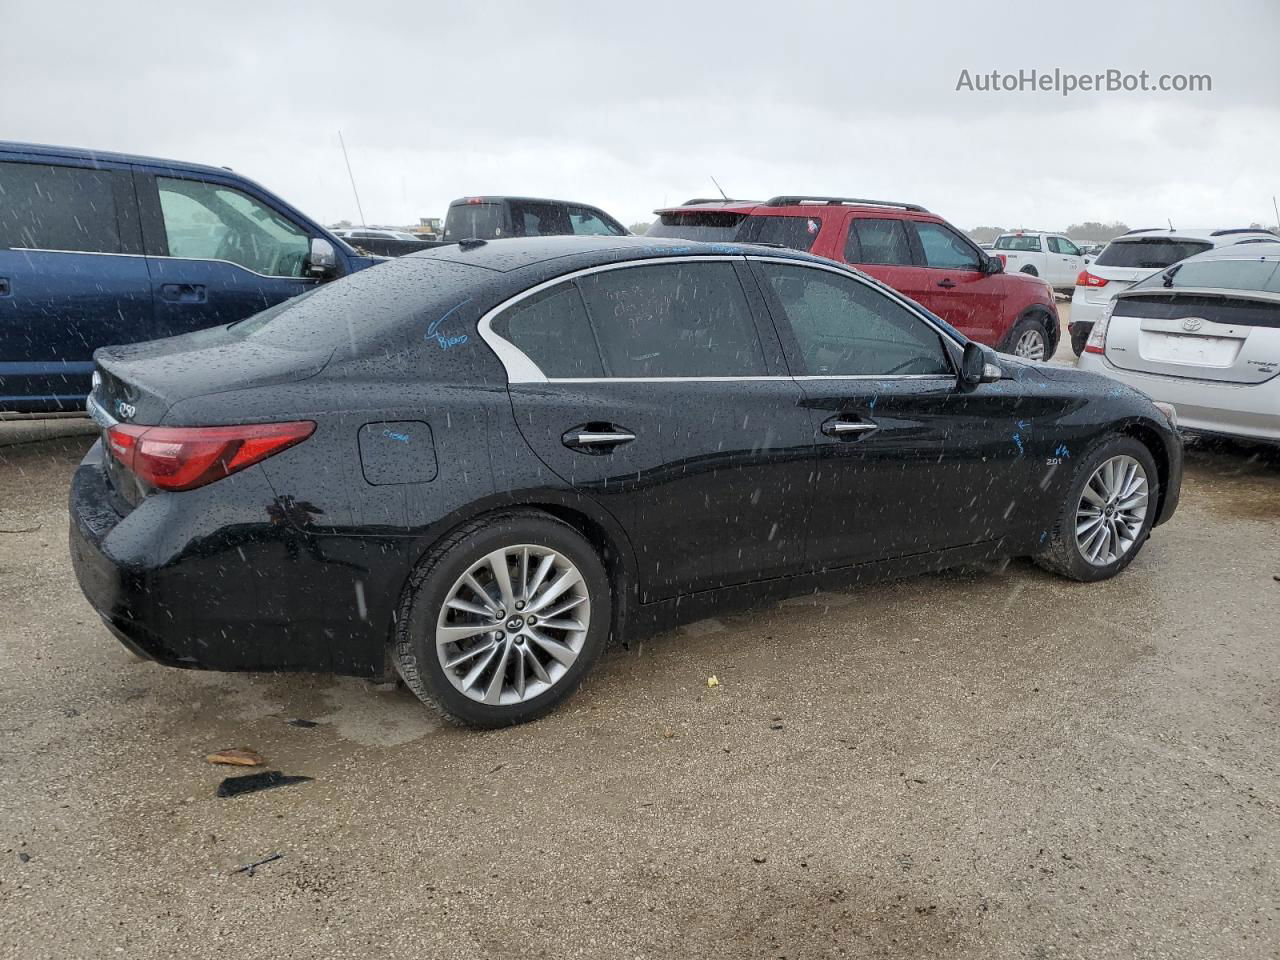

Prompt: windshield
[993,235,1042,251]
[1095,237,1212,269]
[443,203,505,240]
[1137,255,1280,294]
[646,211,748,242]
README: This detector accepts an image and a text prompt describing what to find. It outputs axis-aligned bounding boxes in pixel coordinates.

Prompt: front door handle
[160,283,207,303]
[937,278,956,289]
[0,278,9,297]
[562,425,636,451]
[821,417,879,439]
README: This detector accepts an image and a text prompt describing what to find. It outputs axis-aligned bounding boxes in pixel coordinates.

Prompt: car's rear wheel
[1033,437,1159,582]
[394,512,611,727]
[1010,315,1050,361]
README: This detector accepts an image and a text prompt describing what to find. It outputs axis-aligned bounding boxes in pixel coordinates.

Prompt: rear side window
[511,202,572,237]
[491,283,605,378]
[444,202,505,240]
[577,262,766,377]
[760,263,951,377]
[1095,238,1213,269]
[157,177,310,277]
[0,162,121,253]
[846,218,913,266]
[913,221,980,270]
[645,212,746,242]
[737,215,822,252]
[993,235,1042,252]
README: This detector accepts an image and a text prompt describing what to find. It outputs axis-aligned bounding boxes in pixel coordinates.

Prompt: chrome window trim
[477,253,964,385]
[7,247,323,282]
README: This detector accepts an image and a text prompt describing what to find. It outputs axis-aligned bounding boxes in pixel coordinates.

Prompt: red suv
[648,196,1060,360]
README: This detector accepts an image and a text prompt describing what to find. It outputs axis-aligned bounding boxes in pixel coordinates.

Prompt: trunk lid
[1104,292,1280,385]
[90,323,332,428]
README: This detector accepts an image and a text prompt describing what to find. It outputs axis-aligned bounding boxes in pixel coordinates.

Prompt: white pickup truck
[991,231,1090,294]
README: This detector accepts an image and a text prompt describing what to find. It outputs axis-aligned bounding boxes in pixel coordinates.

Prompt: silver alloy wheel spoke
[1015,329,1045,360]
[1074,454,1149,567]
[436,544,591,706]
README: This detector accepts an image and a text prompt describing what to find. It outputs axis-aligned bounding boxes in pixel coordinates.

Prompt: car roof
[654,196,931,216]
[407,234,834,273]
[1169,239,1280,263]
[448,195,608,208]
[0,140,244,179]
[1110,227,1276,244]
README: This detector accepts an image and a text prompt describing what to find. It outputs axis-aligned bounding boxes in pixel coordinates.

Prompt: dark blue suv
[0,142,381,412]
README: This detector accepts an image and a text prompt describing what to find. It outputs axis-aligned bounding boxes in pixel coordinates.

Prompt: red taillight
[1076,270,1108,288]
[106,421,315,491]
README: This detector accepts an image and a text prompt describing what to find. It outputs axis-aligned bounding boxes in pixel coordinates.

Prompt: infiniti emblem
[1181,317,1205,332]
[116,400,136,420]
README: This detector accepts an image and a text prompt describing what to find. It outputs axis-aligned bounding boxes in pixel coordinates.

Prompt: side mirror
[983,255,1004,275]
[960,341,1003,386]
[306,237,338,279]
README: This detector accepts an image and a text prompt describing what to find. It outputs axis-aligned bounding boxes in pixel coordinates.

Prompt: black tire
[1007,314,1051,362]
[394,511,612,728]
[1019,264,1039,277]
[1033,436,1159,582]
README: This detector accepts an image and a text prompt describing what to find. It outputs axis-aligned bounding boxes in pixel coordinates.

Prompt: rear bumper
[1078,355,1280,443]
[68,442,402,676]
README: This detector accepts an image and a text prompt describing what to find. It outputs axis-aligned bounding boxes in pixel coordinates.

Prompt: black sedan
[70,236,1183,727]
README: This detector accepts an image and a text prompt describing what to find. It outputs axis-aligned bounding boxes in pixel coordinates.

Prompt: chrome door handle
[821,418,879,439]
[562,427,636,450]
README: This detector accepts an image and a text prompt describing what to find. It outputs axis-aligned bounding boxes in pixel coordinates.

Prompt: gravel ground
[1,314,1277,959]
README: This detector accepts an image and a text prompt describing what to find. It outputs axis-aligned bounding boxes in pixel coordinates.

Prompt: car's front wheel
[394,511,611,727]
[1034,437,1159,582]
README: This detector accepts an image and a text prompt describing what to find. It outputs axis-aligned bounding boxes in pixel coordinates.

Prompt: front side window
[737,215,822,252]
[576,262,766,377]
[846,218,913,265]
[914,221,980,270]
[0,162,121,253]
[760,263,952,377]
[569,207,623,236]
[157,177,309,277]
[491,282,604,378]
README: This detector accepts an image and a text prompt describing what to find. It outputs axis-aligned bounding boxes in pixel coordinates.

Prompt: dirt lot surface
[1,334,1277,959]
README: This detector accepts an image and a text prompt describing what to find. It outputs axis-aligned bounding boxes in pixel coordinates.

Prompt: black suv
[71,236,1182,727]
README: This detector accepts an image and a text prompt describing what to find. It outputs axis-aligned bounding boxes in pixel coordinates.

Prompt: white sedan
[1078,243,1280,443]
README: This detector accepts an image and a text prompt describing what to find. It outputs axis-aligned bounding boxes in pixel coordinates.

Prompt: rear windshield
[993,235,1041,252]
[646,212,747,242]
[1095,237,1212,269]
[1134,255,1280,294]
[231,259,489,357]
[443,203,504,240]
[736,215,822,252]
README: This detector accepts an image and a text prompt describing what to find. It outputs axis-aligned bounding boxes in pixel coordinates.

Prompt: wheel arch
[1114,419,1173,524]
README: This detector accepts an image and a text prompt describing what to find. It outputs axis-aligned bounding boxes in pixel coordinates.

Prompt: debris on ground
[285,718,318,728]
[707,675,720,687]
[232,853,283,876]
[752,855,767,864]
[18,852,30,864]
[205,748,265,767]
[215,771,313,798]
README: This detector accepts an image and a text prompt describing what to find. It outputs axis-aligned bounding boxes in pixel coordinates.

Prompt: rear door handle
[0,278,10,297]
[160,283,207,303]
[937,278,956,289]
[562,426,636,451]
[821,417,879,439]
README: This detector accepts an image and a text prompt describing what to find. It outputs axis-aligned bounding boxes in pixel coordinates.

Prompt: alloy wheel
[1075,455,1149,566]
[436,545,591,705]
[1013,327,1047,360]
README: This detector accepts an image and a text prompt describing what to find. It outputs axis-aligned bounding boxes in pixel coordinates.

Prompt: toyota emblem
[1181,317,1205,332]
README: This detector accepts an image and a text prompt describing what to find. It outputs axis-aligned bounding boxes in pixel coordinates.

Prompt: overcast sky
[7,1,1280,231]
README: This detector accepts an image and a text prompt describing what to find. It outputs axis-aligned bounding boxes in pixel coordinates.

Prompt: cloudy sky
[7,1,1280,231]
